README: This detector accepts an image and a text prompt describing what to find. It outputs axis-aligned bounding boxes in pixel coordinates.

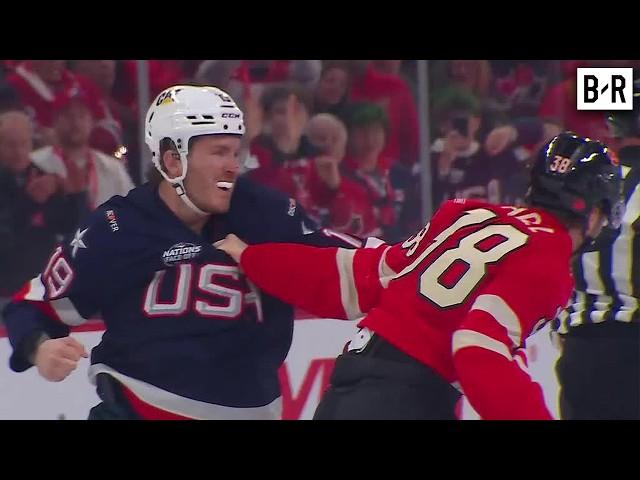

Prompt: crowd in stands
[1,59,637,305]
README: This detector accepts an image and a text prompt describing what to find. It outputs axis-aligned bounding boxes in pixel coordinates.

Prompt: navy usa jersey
[3,176,362,419]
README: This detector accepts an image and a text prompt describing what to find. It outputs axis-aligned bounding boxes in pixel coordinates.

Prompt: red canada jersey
[240,199,575,419]
[357,199,574,382]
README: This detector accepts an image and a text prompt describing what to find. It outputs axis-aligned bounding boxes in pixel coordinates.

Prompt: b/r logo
[577,68,633,111]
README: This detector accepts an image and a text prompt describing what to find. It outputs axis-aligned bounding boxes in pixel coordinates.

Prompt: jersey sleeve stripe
[378,246,395,288]
[16,276,47,302]
[452,329,512,360]
[336,248,364,319]
[13,276,87,327]
[470,294,522,347]
[50,298,87,326]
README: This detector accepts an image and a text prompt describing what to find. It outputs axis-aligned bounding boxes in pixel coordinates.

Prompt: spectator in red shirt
[305,112,378,236]
[243,84,336,221]
[6,61,106,148]
[244,84,313,185]
[340,103,403,239]
[30,87,134,210]
[349,61,419,167]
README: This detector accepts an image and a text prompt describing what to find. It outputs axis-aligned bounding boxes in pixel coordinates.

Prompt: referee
[552,80,640,420]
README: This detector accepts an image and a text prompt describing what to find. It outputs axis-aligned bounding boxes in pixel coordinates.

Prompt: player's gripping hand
[34,337,89,382]
[214,234,248,263]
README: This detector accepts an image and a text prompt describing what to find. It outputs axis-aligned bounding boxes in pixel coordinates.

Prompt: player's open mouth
[216,181,234,192]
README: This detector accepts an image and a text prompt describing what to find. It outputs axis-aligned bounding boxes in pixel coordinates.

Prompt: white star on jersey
[70,228,89,258]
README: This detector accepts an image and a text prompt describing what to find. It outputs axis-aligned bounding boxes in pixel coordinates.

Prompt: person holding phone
[305,110,383,238]
[431,108,500,207]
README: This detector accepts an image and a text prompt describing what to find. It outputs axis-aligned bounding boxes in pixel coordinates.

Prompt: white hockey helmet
[144,85,245,214]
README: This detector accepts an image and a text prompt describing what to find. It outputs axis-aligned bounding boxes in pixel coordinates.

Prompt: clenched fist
[34,337,88,382]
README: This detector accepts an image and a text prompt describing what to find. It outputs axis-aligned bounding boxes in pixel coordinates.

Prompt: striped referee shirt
[553,145,640,334]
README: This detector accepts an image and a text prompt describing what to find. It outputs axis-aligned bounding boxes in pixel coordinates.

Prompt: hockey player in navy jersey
[2,85,361,420]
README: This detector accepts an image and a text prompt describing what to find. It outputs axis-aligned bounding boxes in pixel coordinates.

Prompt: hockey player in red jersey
[216,132,624,420]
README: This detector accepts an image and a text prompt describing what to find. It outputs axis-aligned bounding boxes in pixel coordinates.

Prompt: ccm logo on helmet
[221,113,240,119]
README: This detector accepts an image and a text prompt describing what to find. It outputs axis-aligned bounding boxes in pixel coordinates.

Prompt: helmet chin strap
[172,181,210,217]
[155,151,211,217]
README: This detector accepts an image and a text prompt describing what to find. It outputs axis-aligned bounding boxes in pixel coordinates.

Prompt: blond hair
[0,110,32,134]
[306,113,348,149]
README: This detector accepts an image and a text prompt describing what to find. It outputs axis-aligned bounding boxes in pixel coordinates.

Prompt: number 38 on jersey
[396,208,530,308]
